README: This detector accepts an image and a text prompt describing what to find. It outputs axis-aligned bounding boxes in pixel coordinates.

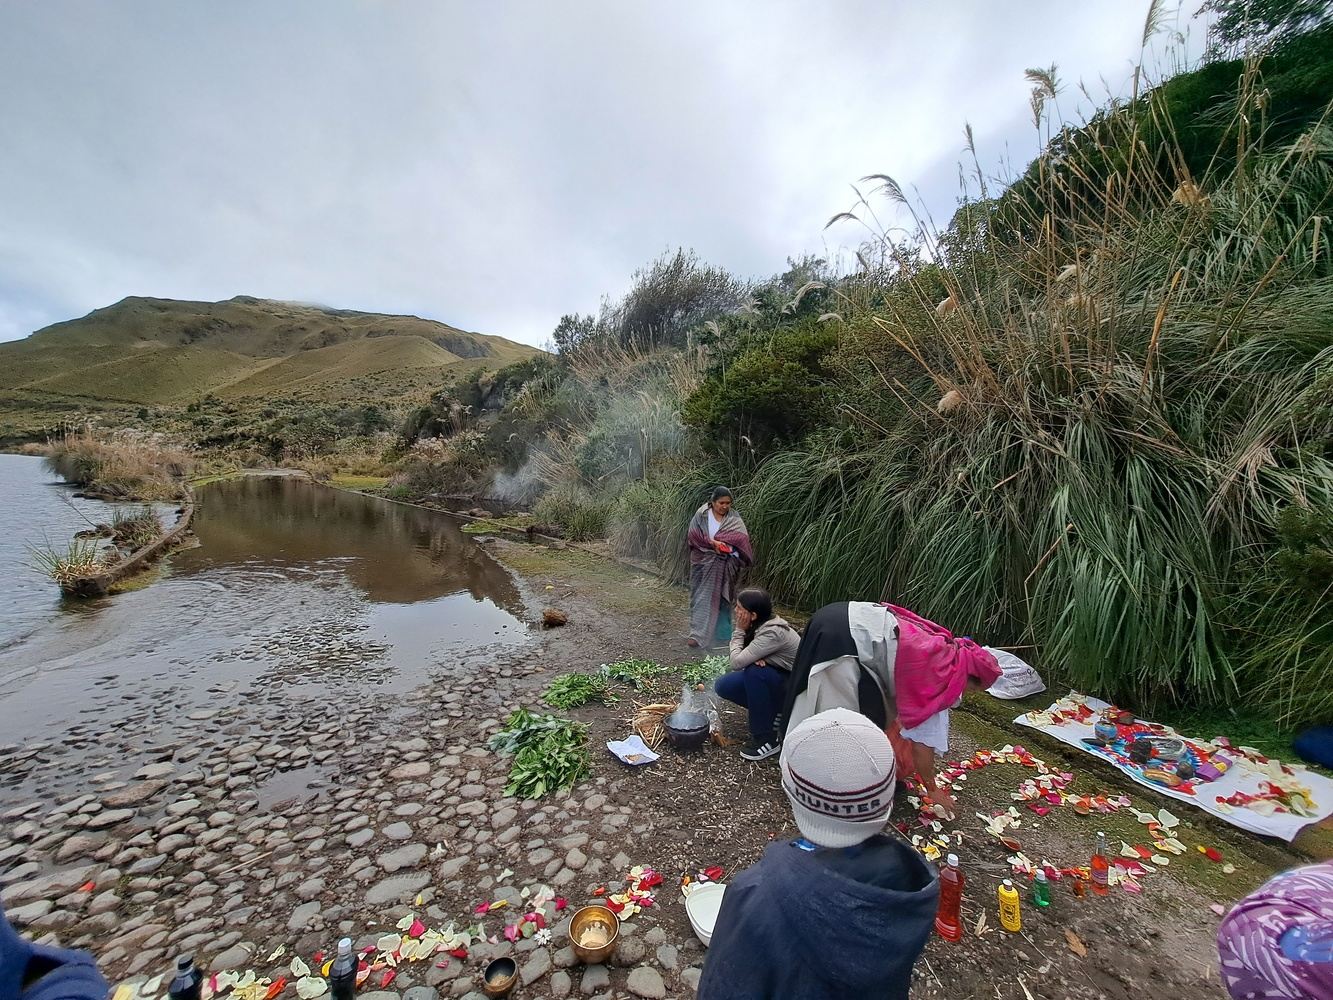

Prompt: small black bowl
[663,709,710,751]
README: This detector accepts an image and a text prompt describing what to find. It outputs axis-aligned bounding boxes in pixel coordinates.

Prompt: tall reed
[739,50,1333,720]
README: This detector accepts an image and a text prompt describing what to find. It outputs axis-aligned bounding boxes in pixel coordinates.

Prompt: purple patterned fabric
[1218,861,1333,999]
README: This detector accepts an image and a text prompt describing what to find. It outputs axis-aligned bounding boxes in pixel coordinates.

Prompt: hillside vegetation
[0,296,540,452]
[393,18,1333,730]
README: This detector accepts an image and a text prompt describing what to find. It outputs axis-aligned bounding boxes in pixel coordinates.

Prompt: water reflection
[0,468,528,745]
[179,476,522,609]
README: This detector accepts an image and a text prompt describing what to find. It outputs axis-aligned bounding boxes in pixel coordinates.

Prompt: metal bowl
[663,709,710,751]
[481,957,517,997]
[569,904,620,965]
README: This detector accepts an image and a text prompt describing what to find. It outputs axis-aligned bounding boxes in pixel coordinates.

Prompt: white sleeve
[899,710,950,754]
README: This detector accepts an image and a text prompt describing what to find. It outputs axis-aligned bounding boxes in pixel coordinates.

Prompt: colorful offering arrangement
[1016,694,1333,840]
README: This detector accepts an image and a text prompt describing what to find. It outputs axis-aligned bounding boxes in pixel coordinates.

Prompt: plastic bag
[983,648,1046,700]
[679,683,721,733]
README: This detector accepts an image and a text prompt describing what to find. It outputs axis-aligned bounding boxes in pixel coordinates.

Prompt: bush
[45,430,192,500]
[683,326,840,456]
[111,507,163,550]
[532,487,611,541]
[388,458,479,498]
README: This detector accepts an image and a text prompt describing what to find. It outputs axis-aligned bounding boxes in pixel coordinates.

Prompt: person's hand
[753,658,767,667]
[711,538,727,553]
[929,787,958,821]
[733,606,754,631]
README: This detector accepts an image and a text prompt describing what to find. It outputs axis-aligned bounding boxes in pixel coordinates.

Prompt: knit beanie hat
[780,707,897,849]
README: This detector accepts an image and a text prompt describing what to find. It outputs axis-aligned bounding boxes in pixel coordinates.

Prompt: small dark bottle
[168,956,203,1000]
[329,938,357,1000]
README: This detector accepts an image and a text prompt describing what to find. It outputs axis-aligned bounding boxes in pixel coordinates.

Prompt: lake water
[0,455,528,749]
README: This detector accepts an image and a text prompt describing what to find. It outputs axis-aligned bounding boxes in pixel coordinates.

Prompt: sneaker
[740,740,781,762]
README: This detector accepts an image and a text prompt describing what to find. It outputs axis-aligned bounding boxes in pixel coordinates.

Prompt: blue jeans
[715,666,788,744]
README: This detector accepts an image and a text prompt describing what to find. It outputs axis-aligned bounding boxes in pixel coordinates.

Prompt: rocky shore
[0,656,710,999]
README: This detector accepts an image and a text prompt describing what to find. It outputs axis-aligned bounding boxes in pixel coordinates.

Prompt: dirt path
[0,530,1322,1000]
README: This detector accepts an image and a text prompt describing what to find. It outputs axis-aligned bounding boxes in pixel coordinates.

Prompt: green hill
[0,296,540,441]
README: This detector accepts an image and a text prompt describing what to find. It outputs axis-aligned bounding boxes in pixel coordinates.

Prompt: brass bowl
[569,904,620,964]
[481,957,517,997]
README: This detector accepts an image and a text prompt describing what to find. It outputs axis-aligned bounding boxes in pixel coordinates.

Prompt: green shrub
[533,487,611,541]
[683,326,840,455]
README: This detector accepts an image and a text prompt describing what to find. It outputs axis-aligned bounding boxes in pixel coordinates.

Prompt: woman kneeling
[714,588,800,762]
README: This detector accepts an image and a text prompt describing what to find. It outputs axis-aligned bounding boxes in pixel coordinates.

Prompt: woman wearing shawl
[686,487,754,649]
[778,601,1001,818]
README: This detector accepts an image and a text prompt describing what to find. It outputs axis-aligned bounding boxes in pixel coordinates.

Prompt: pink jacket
[885,604,1001,730]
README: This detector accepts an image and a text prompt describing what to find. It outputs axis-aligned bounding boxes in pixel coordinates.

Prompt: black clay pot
[663,710,710,751]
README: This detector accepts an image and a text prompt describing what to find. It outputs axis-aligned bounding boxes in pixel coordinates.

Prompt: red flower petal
[554,898,568,911]
[408,918,427,938]
[448,948,468,960]
[379,971,396,990]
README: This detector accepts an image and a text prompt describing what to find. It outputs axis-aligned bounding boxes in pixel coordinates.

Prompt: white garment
[900,710,950,754]
[706,510,721,539]
[847,602,898,696]
[785,655,882,734]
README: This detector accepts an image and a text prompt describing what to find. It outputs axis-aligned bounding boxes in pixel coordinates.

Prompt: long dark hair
[737,587,773,646]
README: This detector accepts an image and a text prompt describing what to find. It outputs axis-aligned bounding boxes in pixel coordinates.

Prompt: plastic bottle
[329,938,357,1000]
[1091,831,1110,897]
[934,853,964,941]
[167,956,202,1000]
[1032,869,1051,907]
[998,879,1022,931]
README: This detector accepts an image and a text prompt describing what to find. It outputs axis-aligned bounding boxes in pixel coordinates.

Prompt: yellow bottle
[998,879,1022,932]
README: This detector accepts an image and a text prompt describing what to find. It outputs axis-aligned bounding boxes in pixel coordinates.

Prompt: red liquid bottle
[1091,831,1110,896]
[935,853,964,940]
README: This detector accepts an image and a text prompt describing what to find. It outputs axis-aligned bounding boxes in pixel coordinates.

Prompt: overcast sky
[0,2,1210,347]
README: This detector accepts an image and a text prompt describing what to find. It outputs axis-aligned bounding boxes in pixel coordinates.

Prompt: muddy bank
[0,530,1319,1000]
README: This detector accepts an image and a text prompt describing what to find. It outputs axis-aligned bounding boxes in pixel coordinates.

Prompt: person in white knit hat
[698,708,939,1000]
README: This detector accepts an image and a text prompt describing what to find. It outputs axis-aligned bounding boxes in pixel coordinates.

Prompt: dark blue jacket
[0,904,106,1000]
[699,835,939,1000]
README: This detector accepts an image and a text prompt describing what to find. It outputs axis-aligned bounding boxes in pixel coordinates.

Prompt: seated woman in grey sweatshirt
[714,587,801,761]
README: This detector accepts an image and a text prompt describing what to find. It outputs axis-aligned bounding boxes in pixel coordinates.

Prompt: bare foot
[687,637,700,648]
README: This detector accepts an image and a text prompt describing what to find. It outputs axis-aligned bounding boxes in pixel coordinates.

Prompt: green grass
[330,474,390,491]
[29,538,107,591]
[460,514,535,535]
[0,296,540,428]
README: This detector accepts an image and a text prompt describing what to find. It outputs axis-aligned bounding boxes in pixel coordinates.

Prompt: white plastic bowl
[684,882,727,947]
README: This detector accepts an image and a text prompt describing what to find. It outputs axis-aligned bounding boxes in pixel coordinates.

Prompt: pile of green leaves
[681,655,728,687]
[487,709,590,799]
[543,671,617,709]
[599,658,666,689]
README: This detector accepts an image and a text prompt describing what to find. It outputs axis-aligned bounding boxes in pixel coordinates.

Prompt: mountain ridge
[0,295,539,406]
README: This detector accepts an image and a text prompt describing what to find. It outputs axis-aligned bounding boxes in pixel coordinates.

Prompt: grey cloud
[0,1,1207,345]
